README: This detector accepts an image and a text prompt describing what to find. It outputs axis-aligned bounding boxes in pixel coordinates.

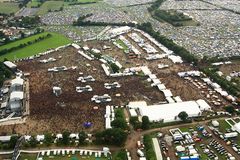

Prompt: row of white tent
[105,105,115,129]
[202,78,236,102]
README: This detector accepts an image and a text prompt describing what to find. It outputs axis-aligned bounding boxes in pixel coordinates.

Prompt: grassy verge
[0,32,72,61]
[0,2,19,14]
[37,1,64,15]
[143,134,157,160]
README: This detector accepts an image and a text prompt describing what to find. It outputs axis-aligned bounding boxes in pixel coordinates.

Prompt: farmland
[27,0,42,8]
[0,2,19,14]
[0,32,72,61]
[37,1,64,15]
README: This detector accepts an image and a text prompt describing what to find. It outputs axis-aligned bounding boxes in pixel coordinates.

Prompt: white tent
[232,123,240,133]
[196,99,211,111]
[3,61,16,69]
[11,77,24,86]
[129,109,138,117]
[132,101,202,122]
[161,89,173,97]
[10,91,24,101]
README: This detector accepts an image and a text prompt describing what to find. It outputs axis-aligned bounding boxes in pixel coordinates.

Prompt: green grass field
[37,1,64,15]
[0,32,72,61]
[115,39,128,52]
[0,2,19,14]
[27,0,42,8]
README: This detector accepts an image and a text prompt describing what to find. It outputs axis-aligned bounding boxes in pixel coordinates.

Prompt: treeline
[0,136,18,150]
[73,15,136,27]
[0,62,12,87]
[114,150,128,160]
[19,0,32,8]
[8,16,41,28]
[111,109,128,130]
[148,0,165,13]
[0,33,52,56]
[201,67,240,97]
[137,22,198,64]
[201,55,240,64]
[95,128,127,146]
[68,1,97,5]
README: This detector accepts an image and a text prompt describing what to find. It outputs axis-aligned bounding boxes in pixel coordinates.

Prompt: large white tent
[232,123,240,133]
[128,100,206,123]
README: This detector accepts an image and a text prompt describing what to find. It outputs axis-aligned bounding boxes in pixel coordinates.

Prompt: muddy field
[0,33,231,135]
[219,60,240,76]
[0,46,166,135]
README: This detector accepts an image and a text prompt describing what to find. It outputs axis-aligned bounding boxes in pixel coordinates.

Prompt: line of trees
[0,62,12,87]
[0,33,52,56]
[8,16,41,28]
[111,109,128,130]
[95,128,127,146]
[73,15,136,27]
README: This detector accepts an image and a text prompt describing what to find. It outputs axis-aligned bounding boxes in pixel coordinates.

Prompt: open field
[0,32,72,61]
[27,0,42,8]
[0,2,19,14]
[37,1,64,15]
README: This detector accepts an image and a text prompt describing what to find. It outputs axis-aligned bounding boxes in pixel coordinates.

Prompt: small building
[211,120,219,127]
[0,136,11,143]
[3,61,17,71]
[53,87,62,96]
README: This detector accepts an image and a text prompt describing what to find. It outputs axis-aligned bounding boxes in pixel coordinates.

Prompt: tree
[95,128,127,146]
[44,133,53,146]
[111,118,128,130]
[178,111,188,122]
[29,137,38,148]
[142,116,150,130]
[78,131,87,145]
[62,131,70,145]
[224,105,235,114]
[8,136,18,149]
[130,117,141,130]
[115,150,127,160]
[110,63,120,73]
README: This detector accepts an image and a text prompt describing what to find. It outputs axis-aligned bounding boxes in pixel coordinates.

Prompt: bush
[143,135,156,160]
[110,63,120,73]
[142,116,150,130]
[114,150,127,160]
[95,128,127,146]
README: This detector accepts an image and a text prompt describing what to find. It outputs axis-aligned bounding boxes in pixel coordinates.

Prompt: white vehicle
[77,76,95,83]
[76,85,93,93]
[137,149,144,157]
[104,82,121,89]
[91,94,111,103]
